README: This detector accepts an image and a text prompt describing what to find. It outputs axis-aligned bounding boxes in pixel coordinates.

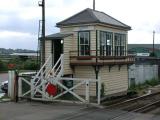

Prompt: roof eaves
[98,22,131,30]
[93,9,131,29]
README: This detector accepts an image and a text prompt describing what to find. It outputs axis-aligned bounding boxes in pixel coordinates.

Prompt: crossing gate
[18,76,101,105]
[18,54,101,104]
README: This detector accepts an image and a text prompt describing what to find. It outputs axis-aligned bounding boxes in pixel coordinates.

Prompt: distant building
[10,53,38,60]
[128,44,160,58]
[128,44,160,86]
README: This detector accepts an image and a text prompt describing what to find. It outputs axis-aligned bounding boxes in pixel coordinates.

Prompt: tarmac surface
[1,101,160,120]
[0,73,8,84]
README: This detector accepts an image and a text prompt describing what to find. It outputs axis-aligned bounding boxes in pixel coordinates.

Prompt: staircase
[31,54,64,99]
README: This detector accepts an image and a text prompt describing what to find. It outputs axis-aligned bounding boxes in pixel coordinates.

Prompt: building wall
[45,40,52,68]
[73,66,96,96]
[63,36,73,75]
[129,64,158,85]
[73,65,129,96]
[61,25,97,54]
[100,65,128,96]
[60,24,128,56]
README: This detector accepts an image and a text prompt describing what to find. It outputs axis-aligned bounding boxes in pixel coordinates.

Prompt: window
[78,31,90,56]
[114,33,126,56]
[100,31,113,56]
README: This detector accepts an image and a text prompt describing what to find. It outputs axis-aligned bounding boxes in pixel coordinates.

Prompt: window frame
[99,31,113,56]
[78,31,90,56]
[114,33,126,56]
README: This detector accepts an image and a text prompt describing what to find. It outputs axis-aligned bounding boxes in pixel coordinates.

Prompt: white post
[31,78,34,99]
[8,71,15,100]
[18,77,22,97]
[85,80,89,103]
[42,79,46,100]
[97,76,101,105]
[61,54,64,76]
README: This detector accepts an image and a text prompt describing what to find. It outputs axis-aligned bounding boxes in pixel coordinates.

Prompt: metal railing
[70,50,135,65]
[70,50,136,57]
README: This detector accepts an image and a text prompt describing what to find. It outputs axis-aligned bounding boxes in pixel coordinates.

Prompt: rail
[106,91,160,113]
[70,50,135,65]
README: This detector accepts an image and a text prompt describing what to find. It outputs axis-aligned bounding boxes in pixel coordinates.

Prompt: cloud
[0,31,37,50]
[1,0,160,50]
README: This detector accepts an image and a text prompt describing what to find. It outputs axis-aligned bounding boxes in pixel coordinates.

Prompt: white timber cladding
[61,25,97,55]
[63,36,73,75]
[100,65,128,95]
[74,66,96,96]
[45,40,52,68]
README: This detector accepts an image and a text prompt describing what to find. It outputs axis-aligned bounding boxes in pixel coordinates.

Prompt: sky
[0,0,160,50]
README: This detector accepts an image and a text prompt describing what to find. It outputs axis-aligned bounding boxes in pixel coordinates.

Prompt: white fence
[18,76,101,105]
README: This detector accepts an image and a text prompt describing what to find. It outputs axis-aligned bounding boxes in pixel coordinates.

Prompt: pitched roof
[45,33,72,40]
[56,8,131,30]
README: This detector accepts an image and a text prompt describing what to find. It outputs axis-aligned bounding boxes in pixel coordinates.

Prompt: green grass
[128,78,160,94]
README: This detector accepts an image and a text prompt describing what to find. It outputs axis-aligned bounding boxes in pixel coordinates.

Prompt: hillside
[0,48,36,55]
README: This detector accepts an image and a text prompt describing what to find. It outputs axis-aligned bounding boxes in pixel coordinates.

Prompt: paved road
[0,101,160,120]
[0,73,8,84]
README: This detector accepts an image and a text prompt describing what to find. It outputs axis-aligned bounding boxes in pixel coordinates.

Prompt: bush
[0,60,8,71]
[23,60,39,70]
[129,78,160,92]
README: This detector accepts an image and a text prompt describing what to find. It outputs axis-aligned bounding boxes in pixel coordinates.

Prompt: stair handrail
[50,54,63,77]
[33,54,52,85]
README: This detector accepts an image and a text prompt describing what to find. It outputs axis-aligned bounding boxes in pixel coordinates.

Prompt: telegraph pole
[39,0,45,66]
[153,30,155,56]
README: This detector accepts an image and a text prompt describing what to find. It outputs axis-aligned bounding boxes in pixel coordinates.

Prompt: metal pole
[153,31,155,56]
[93,0,95,10]
[39,0,45,66]
[42,0,45,66]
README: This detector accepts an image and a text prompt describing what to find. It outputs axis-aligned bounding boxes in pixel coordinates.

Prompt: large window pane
[78,31,90,56]
[114,33,126,56]
[100,31,113,56]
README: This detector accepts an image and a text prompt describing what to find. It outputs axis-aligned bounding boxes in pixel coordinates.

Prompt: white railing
[33,55,52,87]
[50,54,64,77]
[18,54,101,105]
[31,54,64,98]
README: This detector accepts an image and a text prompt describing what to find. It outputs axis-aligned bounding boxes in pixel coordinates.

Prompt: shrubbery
[129,78,160,92]
[23,60,39,70]
[0,60,8,71]
[0,58,39,71]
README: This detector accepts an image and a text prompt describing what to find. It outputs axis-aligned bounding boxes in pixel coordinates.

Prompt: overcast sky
[0,0,160,50]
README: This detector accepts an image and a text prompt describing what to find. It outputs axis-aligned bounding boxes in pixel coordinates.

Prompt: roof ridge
[86,8,100,22]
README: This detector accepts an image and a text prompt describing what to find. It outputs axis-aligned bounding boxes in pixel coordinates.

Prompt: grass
[128,78,160,95]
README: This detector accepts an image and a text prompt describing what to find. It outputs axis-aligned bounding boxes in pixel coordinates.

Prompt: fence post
[8,71,15,100]
[18,75,22,98]
[31,78,34,99]
[61,54,64,76]
[97,76,101,105]
[85,80,89,103]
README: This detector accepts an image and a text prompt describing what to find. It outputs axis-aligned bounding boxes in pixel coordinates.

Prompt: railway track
[105,91,160,113]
